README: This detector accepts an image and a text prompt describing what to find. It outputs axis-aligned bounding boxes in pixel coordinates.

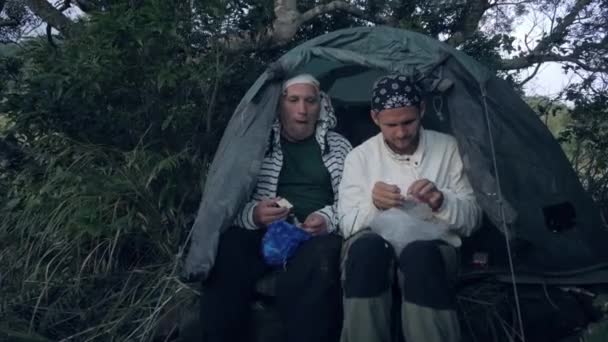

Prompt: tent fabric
[182,26,608,283]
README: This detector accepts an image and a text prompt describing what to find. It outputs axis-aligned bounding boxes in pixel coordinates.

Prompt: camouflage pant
[340,229,460,342]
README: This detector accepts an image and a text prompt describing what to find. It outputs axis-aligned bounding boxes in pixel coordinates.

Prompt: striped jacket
[234,92,352,233]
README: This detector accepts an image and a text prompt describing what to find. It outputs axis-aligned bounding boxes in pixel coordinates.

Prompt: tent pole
[480,85,526,342]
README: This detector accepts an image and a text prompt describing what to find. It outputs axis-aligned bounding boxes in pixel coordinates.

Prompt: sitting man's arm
[303,210,331,235]
[311,198,339,235]
[427,143,482,237]
[338,150,380,238]
[234,198,289,229]
[234,200,259,229]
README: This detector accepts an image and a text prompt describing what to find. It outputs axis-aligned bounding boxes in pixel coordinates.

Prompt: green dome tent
[183,26,608,285]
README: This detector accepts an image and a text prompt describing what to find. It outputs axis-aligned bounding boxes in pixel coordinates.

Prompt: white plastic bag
[369,200,449,254]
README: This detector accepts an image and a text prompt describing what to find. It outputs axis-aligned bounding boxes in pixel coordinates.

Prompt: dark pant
[343,232,456,308]
[200,226,343,342]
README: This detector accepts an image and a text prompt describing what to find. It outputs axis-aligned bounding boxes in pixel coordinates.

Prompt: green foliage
[560,89,608,207]
[0,114,9,132]
[0,53,21,99]
[1,136,200,341]
[460,32,515,77]
[1,0,606,340]
[5,3,201,150]
[526,96,586,178]
[0,0,39,44]
[0,42,18,56]
[527,93,608,212]
[526,95,572,139]
[0,0,262,340]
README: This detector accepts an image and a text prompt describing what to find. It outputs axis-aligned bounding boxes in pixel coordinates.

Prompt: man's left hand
[407,179,444,211]
[302,213,328,236]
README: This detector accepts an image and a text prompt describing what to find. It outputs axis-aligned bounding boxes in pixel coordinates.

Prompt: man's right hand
[253,198,290,228]
[372,181,405,210]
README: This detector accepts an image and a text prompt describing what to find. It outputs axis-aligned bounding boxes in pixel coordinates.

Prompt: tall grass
[0,136,204,341]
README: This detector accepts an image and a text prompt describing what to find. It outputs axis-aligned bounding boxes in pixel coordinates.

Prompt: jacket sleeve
[433,143,482,237]
[315,204,337,233]
[315,133,352,234]
[338,150,380,238]
[233,200,260,230]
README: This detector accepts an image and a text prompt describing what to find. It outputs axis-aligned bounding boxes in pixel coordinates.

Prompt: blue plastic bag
[262,220,311,266]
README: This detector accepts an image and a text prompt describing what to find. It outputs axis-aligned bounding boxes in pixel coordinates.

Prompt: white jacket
[338,128,481,246]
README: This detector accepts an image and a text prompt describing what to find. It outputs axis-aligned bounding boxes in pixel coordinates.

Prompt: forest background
[1,0,607,341]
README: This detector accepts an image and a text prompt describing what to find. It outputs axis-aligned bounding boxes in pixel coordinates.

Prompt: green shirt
[276,136,334,223]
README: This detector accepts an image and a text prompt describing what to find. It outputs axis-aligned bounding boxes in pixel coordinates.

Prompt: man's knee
[343,233,394,298]
[398,240,444,273]
[299,234,342,258]
[211,227,263,276]
[398,240,454,309]
[289,234,342,280]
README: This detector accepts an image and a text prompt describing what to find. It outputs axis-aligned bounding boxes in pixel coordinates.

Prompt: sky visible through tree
[18,0,583,99]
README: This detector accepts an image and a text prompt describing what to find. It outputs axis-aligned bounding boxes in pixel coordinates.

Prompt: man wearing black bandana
[337,75,482,342]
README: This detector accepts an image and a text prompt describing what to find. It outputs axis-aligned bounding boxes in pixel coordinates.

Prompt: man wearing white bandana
[338,74,482,342]
[199,74,351,342]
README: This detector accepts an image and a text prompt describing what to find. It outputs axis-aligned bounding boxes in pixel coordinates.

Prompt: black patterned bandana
[371,74,421,112]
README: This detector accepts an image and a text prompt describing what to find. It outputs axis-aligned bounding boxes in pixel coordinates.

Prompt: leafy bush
[560,91,608,211]
[0,1,263,340]
[1,138,201,341]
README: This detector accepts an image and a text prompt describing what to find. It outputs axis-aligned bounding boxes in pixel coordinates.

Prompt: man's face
[371,105,421,155]
[279,84,321,142]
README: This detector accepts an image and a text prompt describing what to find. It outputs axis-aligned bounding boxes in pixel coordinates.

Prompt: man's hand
[407,179,444,211]
[253,198,289,228]
[372,181,405,210]
[302,213,328,236]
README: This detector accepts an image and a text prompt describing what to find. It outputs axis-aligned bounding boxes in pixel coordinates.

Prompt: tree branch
[59,0,72,12]
[488,0,535,8]
[218,30,276,54]
[300,1,389,25]
[499,52,607,73]
[446,0,491,47]
[497,0,601,72]
[215,0,297,52]
[0,19,19,28]
[1,0,19,28]
[532,0,592,54]
[517,62,542,86]
[46,23,57,48]
[24,0,74,36]
[74,0,97,12]
[271,0,300,43]
[221,0,392,53]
